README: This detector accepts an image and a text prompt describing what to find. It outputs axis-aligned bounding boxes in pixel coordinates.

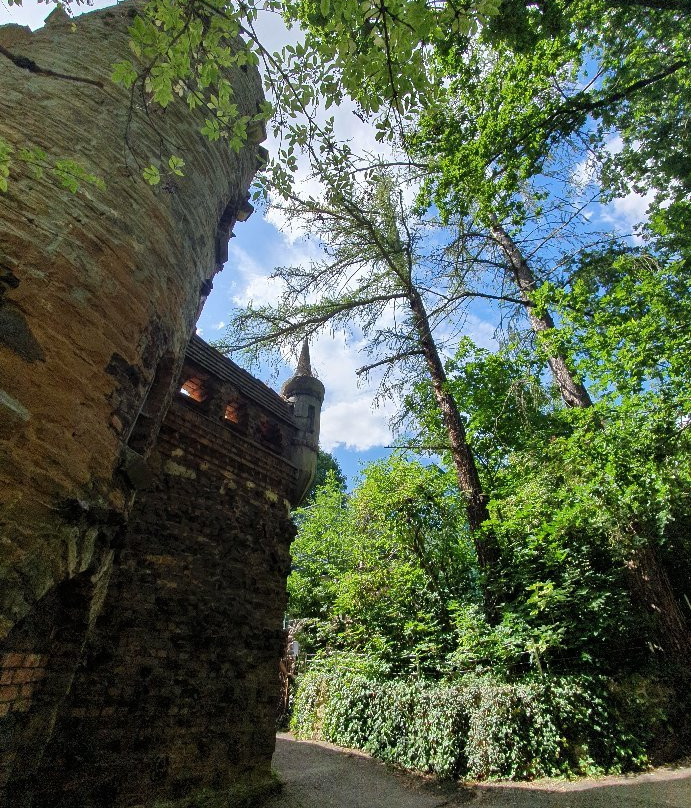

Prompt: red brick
[0,685,19,703]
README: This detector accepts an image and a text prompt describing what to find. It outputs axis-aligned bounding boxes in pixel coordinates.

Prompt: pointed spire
[295,338,313,377]
[281,337,323,402]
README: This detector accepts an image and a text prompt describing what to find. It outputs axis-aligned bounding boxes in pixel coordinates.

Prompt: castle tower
[281,340,325,503]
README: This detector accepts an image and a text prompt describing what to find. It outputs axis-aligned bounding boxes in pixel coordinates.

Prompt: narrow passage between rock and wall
[265,733,691,808]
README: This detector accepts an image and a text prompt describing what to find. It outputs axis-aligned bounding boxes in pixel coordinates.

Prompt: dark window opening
[179,375,207,403]
[222,397,248,433]
[224,402,240,423]
[307,404,316,434]
[258,418,282,451]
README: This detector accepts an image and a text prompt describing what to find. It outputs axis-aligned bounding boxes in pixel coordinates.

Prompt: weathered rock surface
[0,1,261,637]
[0,3,318,806]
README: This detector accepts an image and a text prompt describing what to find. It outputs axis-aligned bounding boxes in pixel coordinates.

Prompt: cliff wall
[0,1,263,641]
[0,4,317,805]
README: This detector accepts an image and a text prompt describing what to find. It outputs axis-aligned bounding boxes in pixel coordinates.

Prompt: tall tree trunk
[626,543,691,659]
[489,216,593,408]
[406,288,499,569]
[489,218,691,656]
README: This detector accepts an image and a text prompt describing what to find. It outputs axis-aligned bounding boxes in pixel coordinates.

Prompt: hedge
[291,664,671,780]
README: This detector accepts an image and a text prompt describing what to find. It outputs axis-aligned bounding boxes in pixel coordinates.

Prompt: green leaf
[168,155,185,176]
[111,60,138,88]
[142,164,161,185]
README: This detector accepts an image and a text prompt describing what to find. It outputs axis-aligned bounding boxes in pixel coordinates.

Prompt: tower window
[258,418,282,451]
[179,375,207,402]
[224,402,240,423]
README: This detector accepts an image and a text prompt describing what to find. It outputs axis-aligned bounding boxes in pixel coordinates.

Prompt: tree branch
[355,350,425,375]
[611,0,691,11]
[0,44,104,88]
[229,292,409,349]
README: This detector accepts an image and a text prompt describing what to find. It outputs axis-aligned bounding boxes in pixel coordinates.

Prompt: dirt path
[264,733,691,808]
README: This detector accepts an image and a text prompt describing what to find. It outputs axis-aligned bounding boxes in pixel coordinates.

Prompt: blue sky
[193,205,503,484]
[2,1,652,486]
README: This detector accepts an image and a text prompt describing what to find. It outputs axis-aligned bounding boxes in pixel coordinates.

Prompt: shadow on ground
[263,733,691,808]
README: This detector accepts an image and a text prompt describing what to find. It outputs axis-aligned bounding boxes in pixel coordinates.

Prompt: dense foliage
[287,282,690,771]
[290,406,691,677]
[291,658,685,779]
[301,450,347,504]
[290,460,476,673]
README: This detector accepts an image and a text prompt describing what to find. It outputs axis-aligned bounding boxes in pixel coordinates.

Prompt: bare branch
[355,350,425,376]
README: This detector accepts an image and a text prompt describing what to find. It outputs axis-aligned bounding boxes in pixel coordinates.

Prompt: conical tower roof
[295,338,313,377]
[281,338,324,402]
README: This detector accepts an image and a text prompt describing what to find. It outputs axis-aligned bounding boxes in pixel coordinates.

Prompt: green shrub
[291,663,664,780]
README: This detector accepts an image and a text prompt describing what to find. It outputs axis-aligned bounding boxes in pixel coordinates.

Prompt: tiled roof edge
[186,335,294,423]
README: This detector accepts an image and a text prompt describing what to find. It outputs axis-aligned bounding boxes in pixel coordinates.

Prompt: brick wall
[0,653,47,718]
[0,4,269,801]
[0,564,113,804]
[22,348,307,808]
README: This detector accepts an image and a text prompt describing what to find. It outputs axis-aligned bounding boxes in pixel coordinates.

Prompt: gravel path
[264,733,691,808]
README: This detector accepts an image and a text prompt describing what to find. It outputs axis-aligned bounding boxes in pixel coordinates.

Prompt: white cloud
[291,311,490,452]
[610,190,655,224]
[601,188,655,236]
[465,314,498,351]
[572,134,625,195]
[320,398,395,451]
[215,321,225,330]
[572,155,596,190]
[252,9,414,241]
[224,231,497,453]
[227,243,282,307]
[604,135,624,157]
[290,331,397,452]
[596,135,655,231]
[567,135,653,238]
[226,236,322,308]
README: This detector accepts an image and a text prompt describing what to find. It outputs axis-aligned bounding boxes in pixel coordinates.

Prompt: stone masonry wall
[0,5,323,804]
[22,343,306,808]
[0,1,263,642]
[0,3,270,803]
[0,562,114,803]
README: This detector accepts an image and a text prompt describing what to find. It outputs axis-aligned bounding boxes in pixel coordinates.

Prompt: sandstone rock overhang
[0,0,263,638]
[0,2,324,806]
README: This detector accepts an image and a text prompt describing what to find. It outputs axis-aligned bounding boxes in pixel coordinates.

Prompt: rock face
[0,4,321,806]
[28,338,320,807]
[0,0,262,641]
